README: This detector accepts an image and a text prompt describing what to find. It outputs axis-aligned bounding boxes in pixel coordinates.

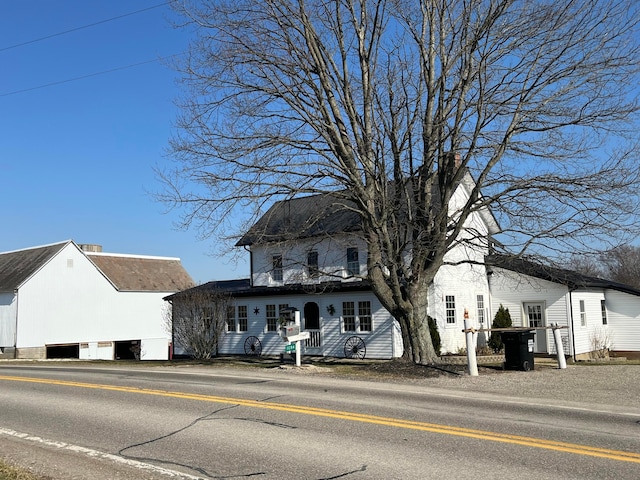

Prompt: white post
[552,324,567,369]
[464,316,478,376]
[294,309,302,367]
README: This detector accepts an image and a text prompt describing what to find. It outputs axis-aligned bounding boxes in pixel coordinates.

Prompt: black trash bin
[500,330,535,371]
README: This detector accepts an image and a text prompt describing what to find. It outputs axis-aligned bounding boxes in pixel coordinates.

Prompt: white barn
[0,240,193,360]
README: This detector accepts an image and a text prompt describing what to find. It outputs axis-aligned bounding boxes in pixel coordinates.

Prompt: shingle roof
[0,241,69,291]
[236,193,362,246]
[87,254,194,292]
[486,254,640,297]
[235,172,499,247]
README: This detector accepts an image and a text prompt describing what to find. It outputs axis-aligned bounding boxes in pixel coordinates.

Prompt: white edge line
[0,427,205,480]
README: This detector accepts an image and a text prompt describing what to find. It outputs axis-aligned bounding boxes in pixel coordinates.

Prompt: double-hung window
[446,295,456,324]
[346,248,359,276]
[342,302,356,331]
[342,301,372,332]
[600,300,607,325]
[476,295,485,324]
[272,255,283,282]
[226,306,236,332]
[267,303,289,332]
[266,304,278,332]
[358,301,372,332]
[238,305,248,332]
[307,250,319,279]
[579,300,587,326]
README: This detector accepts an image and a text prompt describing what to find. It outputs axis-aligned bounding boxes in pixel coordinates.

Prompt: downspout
[244,246,254,287]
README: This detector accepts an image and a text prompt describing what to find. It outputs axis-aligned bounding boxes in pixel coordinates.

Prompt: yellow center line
[1,374,639,464]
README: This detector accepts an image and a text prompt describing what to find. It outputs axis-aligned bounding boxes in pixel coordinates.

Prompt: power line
[0,2,170,53]
[0,55,179,97]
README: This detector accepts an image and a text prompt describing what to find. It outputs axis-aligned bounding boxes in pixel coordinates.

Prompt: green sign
[285,343,296,353]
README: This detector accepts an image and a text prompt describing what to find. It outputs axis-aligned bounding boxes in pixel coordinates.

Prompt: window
[446,295,456,324]
[476,295,485,324]
[579,300,587,326]
[600,300,607,325]
[342,301,372,332]
[266,304,278,332]
[238,305,248,332]
[266,303,289,332]
[359,301,372,332]
[226,306,235,332]
[342,302,356,331]
[307,250,319,279]
[272,255,283,282]
[346,247,360,276]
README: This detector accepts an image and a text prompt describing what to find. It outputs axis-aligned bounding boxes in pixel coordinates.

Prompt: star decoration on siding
[254,307,260,315]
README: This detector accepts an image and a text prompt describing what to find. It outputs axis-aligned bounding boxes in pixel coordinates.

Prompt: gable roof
[237,172,499,247]
[87,253,194,292]
[486,254,640,297]
[0,241,70,291]
[236,193,362,246]
[0,241,194,293]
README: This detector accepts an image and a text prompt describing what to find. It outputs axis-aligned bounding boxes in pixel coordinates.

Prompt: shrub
[428,316,441,356]
[488,304,512,353]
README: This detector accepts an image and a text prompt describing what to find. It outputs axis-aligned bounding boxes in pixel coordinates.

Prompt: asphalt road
[0,363,639,479]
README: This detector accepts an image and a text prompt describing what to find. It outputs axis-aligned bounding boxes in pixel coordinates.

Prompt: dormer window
[346,247,359,276]
[272,254,283,282]
[307,250,319,279]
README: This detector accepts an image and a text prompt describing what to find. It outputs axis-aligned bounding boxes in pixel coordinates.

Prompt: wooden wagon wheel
[243,336,262,356]
[344,336,366,359]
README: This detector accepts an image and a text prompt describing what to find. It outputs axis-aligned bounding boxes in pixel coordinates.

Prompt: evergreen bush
[428,316,441,356]
[488,304,512,353]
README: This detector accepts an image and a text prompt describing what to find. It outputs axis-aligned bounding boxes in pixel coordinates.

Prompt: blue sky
[0,1,248,284]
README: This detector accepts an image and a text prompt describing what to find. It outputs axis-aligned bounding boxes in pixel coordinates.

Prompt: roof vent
[79,244,103,253]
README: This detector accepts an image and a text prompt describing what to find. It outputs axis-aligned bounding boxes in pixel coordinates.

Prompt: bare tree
[159,0,640,364]
[166,286,231,359]
[600,245,640,288]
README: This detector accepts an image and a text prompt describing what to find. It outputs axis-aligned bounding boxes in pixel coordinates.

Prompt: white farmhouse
[167,172,502,360]
[0,240,193,360]
[167,176,640,361]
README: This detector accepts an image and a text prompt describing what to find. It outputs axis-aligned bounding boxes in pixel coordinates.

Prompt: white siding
[604,290,640,351]
[488,268,571,355]
[430,262,490,354]
[218,291,398,359]
[251,234,367,287]
[0,292,17,347]
[570,290,606,356]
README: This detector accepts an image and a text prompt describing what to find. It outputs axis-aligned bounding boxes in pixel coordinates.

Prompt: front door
[303,302,322,354]
[524,303,547,353]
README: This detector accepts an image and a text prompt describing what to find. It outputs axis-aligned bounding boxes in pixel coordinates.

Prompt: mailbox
[281,324,300,339]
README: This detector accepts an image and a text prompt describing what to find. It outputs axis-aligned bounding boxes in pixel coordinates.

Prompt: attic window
[67,259,74,268]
